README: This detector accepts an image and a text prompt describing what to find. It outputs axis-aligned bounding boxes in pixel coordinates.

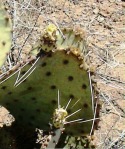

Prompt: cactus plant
[0,3,12,68]
[0,24,100,148]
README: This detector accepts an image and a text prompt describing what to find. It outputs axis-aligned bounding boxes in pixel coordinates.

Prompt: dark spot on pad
[1,86,7,90]
[5,17,9,26]
[51,85,56,89]
[8,91,12,95]
[53,140,56,143]
[2,41,6,46]
[27,87,33,90]
[68,76,73,81]
[46,71,51,76]
[80,130,85,133]
[31,97,36,100]
[36,108,41,113]
[20,108,25,111]
[52,100,56,104]
[21,71,26,75]
[69,94,74,99]
[56,124,59,127]
[83,103,88,108]
[67,109,71,114]
[13,99,19,102]
[41,62,47,67]
[63,59,69,64]
[53,45,56,48]
[82,84,87,89]
[30,116,35,120]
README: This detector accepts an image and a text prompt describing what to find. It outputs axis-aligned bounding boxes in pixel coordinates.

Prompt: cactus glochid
[0,24,100,148]
[0,3,12,68]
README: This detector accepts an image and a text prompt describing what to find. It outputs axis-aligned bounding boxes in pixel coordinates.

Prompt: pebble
[97,16,105,22]
[93,8,99,14]
[109,0,116,2]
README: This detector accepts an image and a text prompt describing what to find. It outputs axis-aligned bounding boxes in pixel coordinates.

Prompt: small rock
[97,16,105,22]
[109,0,116,2]
[99,11,109,17]
[0,106,15,128]
[93,8,99,14]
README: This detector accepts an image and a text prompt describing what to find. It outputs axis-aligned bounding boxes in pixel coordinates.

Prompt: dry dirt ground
[0,0,125,149]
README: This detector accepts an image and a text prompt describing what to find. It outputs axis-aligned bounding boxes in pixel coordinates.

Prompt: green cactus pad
[0,3,12,68]
[0,50,94,134]
[0,50,99,148]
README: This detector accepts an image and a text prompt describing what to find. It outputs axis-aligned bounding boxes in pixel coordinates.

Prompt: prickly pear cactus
[0,2,12,68]
[0,24,100,149]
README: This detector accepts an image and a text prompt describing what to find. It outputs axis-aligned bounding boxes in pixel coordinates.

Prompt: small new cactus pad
[0,24,99,148]
[31,24,87,61]
[0,3,12,67]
